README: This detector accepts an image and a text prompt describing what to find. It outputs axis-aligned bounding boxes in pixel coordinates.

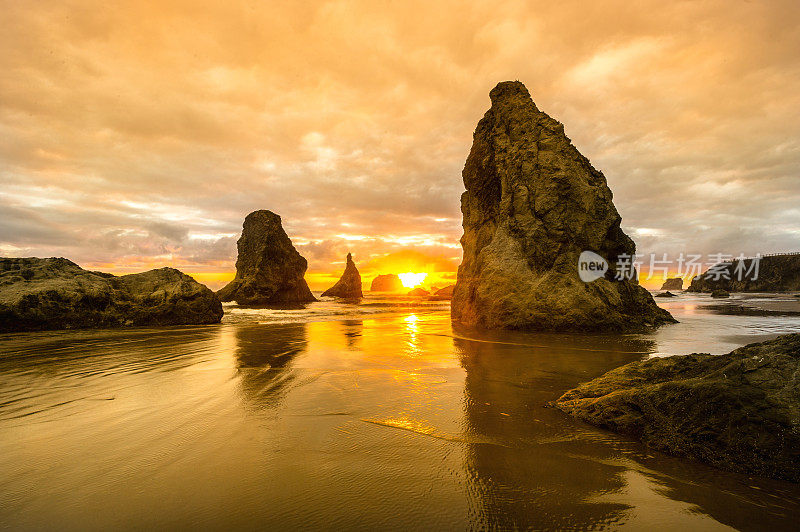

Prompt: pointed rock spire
[322,252,363,299]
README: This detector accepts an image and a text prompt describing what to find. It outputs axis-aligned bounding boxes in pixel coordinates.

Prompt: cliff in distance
[688,254,800,292]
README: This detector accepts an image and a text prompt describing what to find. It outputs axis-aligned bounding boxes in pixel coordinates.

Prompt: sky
[2,0,799,290]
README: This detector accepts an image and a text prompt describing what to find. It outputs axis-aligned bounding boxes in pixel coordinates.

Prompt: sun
[398,272,427,288]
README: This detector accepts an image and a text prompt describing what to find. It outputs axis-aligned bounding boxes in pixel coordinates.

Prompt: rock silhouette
[0,257,223,332]
[688,254,800,292]
[217,210,315,306]
[429,284,455,301]
[555,333,800,483]
[660,277,683,290]
[407,287,430,297]
[452,81,674,331]
[321,253,363,299]
[370,274,403,292]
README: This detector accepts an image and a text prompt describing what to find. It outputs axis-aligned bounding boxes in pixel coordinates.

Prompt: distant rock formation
[688,254,800,293]
[0,257,223,332]
[429,284,455,301]
[321,253,363,299]
[407,287,430,297]
[217,210,315,306]
[451,81,674,331]
[655,291,677,298]
[660,277,683,290]
[711,289,730,298]
[370,274,403,292]
[555,334,800,483]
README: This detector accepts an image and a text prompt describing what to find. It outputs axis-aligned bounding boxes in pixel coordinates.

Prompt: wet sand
[2,293,800,530]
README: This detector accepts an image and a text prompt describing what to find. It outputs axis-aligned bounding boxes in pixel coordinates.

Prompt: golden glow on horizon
[398,272,427,288]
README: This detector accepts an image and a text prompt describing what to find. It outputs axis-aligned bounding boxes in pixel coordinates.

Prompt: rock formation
[321,253,363,299]
[555,334,800,483]
[654,291,677,298]
[429,284,455,301]
[711,289,730,298]
[407,287,430,297]
[217,210,316,306]
[0,257,223,332]
[370,274,403,292]
[688,254,800,293]
[660,277,683,290]
[451,81,674,331]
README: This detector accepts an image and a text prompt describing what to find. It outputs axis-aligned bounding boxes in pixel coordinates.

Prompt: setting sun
[398,272,427,288]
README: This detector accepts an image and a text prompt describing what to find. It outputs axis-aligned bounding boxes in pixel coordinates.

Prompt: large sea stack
[0,257,223,332]
[452,81,674,331]
[217,210,316,306]
[321,253,363,299]
[555,334,800,483]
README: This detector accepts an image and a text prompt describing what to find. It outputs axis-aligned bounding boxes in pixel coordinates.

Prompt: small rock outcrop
[370,274,403,292]
[0,257,223,332]
[555,334,800,483]
[407,287,430,297]
[711,289,730,298]
[429,284,455,301]
[451,81,674,331]
[660,277,683,290]
[321,253,363,299]
[688,254,800,292]
[655,291,677,298]
[217,210,315,306]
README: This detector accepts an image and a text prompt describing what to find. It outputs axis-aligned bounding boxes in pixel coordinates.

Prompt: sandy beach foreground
[1,293,800,530]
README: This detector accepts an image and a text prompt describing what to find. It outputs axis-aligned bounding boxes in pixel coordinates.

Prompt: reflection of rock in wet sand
[457,329,800,530]
[456,331,650,529]
[339,320,362,350]
[235,323,308,408]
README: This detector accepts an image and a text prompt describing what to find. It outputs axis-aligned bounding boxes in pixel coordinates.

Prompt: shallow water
[2,292,800,530]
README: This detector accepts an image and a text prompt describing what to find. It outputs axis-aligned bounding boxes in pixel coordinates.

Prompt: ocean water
[2,292,800,530]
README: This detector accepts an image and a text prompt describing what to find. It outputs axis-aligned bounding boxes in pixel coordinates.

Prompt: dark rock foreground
[217,210,315,306]
[452,81,674,331]
[321,253,362,299]
[0,257,223,332]
[555,334,800,482]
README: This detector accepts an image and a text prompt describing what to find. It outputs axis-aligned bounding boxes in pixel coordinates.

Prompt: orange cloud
[1,0,799,287]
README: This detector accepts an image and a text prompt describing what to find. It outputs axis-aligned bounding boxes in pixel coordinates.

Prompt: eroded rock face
[217,210,315,306]
[370,274,403,292]
[322,253,363,299]
[555,334,800,483]
[452,81,674,331]
[0,257,223,332]
[660,277,683,290]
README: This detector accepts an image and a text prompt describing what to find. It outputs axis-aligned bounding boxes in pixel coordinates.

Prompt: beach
[2,293,800,530]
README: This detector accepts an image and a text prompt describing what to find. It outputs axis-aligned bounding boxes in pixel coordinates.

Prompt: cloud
[1,0,799,280]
